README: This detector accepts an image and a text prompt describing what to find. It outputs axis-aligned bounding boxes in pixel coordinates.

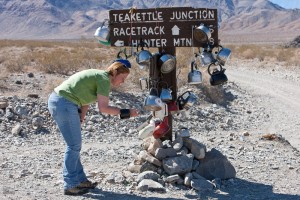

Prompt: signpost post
[109,7,218,140]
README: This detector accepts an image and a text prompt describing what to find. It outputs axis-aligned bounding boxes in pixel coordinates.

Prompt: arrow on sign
[114,40,124,46]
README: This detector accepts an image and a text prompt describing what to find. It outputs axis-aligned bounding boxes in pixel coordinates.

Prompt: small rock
[191,178,214,191]
[137,171,160,183]
[27,73,34,78]
[243,131,250,136]
[137,179,166,193]
[12,124,22,136]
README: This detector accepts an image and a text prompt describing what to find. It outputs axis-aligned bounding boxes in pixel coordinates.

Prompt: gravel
[0,59,299,200]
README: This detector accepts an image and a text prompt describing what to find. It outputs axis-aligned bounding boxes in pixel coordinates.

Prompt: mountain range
[0,0,299,42]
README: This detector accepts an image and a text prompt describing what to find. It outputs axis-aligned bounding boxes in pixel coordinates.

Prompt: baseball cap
[114,59,131,68]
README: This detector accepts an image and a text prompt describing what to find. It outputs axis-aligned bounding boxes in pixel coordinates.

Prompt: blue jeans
[48,92,88,189]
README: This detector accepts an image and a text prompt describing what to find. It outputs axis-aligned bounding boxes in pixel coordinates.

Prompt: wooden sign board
[109,7,218,48]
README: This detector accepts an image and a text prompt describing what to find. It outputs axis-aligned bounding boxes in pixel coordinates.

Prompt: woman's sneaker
[78,180,98,189]
[64,187,89,196]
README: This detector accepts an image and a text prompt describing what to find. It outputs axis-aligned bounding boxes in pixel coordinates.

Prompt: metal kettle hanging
[216,45,231,66]
[136,41,152,69]
[153,116,170,139]
[208,63,228,86]
[177,91,198,110]
[159,81,173,102]
[188,60,202,85]
[94,19,110,45]
[143,87,162,111]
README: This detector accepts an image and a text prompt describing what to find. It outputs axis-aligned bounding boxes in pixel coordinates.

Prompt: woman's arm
[97,94,120,115]
[97,94,139,117]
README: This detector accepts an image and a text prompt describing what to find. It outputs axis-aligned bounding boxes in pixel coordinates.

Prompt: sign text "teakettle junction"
[112,9,215,23]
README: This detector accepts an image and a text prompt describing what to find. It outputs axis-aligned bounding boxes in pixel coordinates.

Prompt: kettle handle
[149,87,159,96]
[208,63,223,76]
[158,81,169,89]
[101,19,109,28]
[191,60,199,72]
[178,91,192,100]
[137,40,149,52]
[117,48,128,59]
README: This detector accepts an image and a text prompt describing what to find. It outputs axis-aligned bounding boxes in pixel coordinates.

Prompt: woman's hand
[80,105,89,124]
[130,109,139,117]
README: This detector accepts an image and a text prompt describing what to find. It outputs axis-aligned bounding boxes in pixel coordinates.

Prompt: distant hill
[0,0,299,42]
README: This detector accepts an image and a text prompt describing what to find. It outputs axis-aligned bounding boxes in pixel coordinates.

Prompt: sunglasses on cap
[113,59,131,68]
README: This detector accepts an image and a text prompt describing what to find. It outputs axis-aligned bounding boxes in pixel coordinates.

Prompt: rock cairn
[128,123,236,193]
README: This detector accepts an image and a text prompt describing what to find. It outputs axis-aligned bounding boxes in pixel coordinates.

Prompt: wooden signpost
[109,7,218,47]
[109,7,218,140]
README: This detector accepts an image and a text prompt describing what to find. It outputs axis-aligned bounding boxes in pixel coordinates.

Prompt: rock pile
[128,129,236,192]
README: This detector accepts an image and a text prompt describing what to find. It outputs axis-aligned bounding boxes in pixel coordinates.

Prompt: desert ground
[0,36,299,200]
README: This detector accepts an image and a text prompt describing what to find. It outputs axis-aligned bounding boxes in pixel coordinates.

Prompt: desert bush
[226,44,299,66]
[1,39,299,78]
[33,49,77,74]
[3,54,32,72]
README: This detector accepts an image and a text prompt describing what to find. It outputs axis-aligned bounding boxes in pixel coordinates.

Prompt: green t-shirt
[54,69,110,106]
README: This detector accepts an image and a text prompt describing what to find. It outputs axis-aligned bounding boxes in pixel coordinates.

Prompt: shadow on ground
[84,188,182,200]
[198,82,238,107]
[81,178,299,200]
[187,178,300,200]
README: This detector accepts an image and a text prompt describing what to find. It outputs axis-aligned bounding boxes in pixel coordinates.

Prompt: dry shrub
[226,44,300,66]
[0,39,105,75]
[1,39,299,80]
[34,49,78,74]
[240,48,256,60]
[32,46,106,74]
[3,54,32,72]
[275,47,296,63]
[286,48,300,66]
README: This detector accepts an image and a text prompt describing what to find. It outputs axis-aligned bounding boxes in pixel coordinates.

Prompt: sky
[269,0,300,9]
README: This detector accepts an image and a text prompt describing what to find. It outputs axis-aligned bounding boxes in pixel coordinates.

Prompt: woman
[48,59,139,195]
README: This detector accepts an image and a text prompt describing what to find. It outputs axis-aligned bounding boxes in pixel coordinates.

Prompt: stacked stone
[128,130,236,192]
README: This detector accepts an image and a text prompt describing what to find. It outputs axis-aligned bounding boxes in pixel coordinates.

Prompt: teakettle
[153,117,170,139]
[188,61,202,85]
[159,54,176,74]
[136,42,152,69]
[138,119,155,139]
[139,77,148,90]
[153,102,168,120]
[200,46,215,66]
[177,91,198,110]
[167,101,179,114]
[143,88,162,111]
[159,82,173,102]
[208,63,228,86]
[193,24,211,43]
[94,19,110,45]
[216,45,231,66]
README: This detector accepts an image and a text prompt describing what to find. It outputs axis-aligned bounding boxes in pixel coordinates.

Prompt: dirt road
[227,62,300,151]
